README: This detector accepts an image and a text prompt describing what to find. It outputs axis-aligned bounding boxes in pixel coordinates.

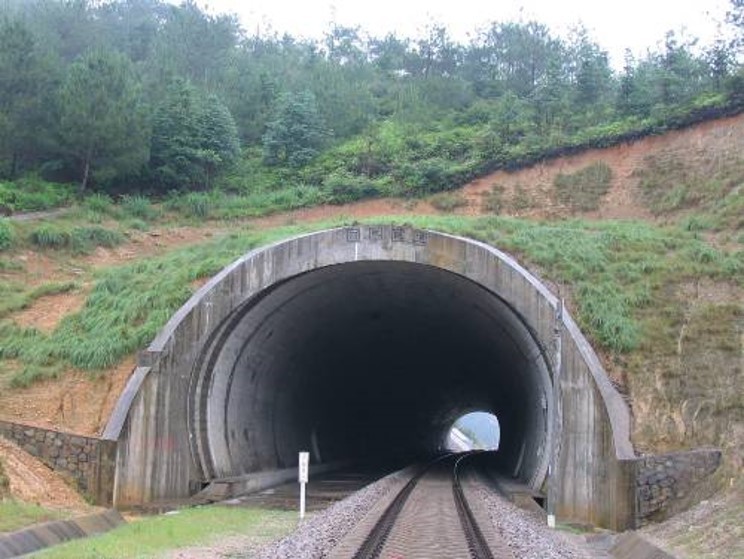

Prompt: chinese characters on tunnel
[345,226,428,246]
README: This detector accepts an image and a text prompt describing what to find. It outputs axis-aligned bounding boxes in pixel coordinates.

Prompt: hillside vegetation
[1,0,744,212]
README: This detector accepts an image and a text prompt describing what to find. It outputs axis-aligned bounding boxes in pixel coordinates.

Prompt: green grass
[635,152,744,229]
[361,215,742,353]
[121,195,158,221]
[28,224,125,254]
[0,281,79,319]
[1,215,741,384]
[0,219,13,251]
[32,506,297,558]
[0,459,8,500]
[0,501,69,533]
[83,193,116,216]
[0,223,337,380]
[0,177,74,213]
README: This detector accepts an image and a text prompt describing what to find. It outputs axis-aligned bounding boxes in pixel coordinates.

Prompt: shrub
[0,177,74,212]
[126,218,149,231]
[166,192,214,219]
[554,161,613,211]
[324,173,379,205]
[430,192,468,212]
[0,219,13,251]
[511,184,533,211]
[0,458,8,499]
[71,226,126,253]
[84,193,115,215]
[30,224,124,253]
[121,195,158,220]
[29,225,69,248]
[481,184,504,213]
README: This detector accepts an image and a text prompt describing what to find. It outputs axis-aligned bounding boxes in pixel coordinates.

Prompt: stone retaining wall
[636,448,722,524]
[0,420,115,505]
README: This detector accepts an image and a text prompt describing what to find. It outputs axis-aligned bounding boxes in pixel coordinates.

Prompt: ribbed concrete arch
[190,261,553,489]
[106,225,636,529]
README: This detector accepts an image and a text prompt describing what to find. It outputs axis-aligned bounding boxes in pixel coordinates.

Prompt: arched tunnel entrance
[107,225,636,529]
[192,261,552,489]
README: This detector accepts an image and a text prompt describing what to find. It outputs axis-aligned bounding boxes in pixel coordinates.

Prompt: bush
[29,225,69,248]
[0,458,8,499]
[324,173,379,205]
[0,219,13,251]
[84,193,116,216]
[121,195,158,220]
[181,192,213,218]
[481,184,504,213]
[0,177,74,213]
[430,192,467,212]
[30,224,124,253]
[164,191,216,219]
[71,226,125,253]
[554,161,613,211]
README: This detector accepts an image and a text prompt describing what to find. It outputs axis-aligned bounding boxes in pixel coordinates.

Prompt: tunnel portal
[191,261,551,488]
[107,225,636,529]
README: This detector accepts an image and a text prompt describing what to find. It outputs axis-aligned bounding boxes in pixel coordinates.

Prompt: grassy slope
[32,506,297,558]
[0,501,70,533]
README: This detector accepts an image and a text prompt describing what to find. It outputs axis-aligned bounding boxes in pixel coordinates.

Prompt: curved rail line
[351,452,505,559]
[453,453,495,559]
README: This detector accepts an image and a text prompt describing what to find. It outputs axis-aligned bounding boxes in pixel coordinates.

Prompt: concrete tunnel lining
[107,225,636,529]
[190,260,553,488]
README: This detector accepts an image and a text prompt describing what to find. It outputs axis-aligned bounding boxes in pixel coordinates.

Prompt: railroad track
[332,453,514,559]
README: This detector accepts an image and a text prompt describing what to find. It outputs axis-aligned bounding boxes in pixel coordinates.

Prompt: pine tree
[150,80,240,190]
[0,18,51,178]
[58,49,148,193]
[262,90,328,167]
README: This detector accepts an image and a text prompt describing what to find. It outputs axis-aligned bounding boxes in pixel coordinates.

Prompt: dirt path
[7,208,71,222]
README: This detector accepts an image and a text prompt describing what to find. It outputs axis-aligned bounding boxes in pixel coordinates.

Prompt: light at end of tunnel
[446,411,500,452]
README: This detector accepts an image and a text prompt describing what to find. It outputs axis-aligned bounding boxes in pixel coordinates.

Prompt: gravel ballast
[245,467,607,559]
[474,480,608,559]
[248,470,407,559]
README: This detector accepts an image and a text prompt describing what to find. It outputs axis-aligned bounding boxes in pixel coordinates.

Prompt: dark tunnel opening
[191,260,553,490]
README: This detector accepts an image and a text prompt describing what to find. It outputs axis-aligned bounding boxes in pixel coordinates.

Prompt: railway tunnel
[105,224,637,529]
[193,260,550,485]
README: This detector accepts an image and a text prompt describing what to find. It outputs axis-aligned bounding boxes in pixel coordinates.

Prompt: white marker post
[298,451,309,519]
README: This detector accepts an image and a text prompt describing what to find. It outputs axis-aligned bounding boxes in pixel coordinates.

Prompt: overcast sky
[201,0,733,68]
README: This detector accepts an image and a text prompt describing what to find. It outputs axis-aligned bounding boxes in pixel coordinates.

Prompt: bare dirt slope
[0,436,92,512]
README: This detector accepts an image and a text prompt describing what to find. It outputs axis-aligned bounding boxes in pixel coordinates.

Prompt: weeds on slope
[366,215,742,353]
[0,216,740,386]
[0,223,338,385]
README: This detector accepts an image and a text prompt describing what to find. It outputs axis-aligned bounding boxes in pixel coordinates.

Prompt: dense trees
[0,18,51,179]
[0,0,741,197]
[262,91,327,167]
[150,80,240,190]
[58,50,148,192]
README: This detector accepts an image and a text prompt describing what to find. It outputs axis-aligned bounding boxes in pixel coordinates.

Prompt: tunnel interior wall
[108,225,636,529]
[196,261,552,484]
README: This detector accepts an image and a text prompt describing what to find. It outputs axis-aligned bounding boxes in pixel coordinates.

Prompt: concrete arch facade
[105,225,636,529]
